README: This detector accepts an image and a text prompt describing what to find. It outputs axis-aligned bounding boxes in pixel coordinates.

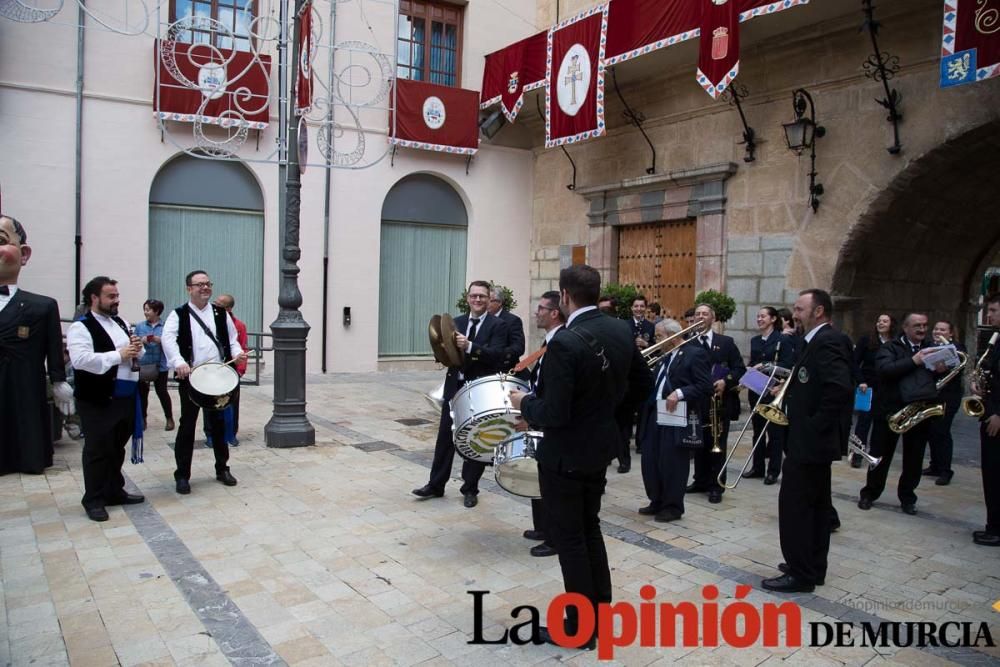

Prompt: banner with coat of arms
[481,31,547,122]
[697,0,741,98]
[941,0,1000,87]
[389,79,480,155]
[545,4,610,148]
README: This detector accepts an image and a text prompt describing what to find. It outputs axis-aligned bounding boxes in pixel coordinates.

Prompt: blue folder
[854,387,873,412]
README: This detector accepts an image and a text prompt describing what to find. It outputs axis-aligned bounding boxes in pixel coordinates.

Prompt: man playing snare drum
[162,270,247,495]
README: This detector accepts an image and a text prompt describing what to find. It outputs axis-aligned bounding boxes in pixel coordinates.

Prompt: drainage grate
[395,418,431,426]
[353,440,400,452]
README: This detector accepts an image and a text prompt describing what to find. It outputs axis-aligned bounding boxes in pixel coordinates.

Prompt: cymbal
[439,313,465,368]
[428,315,449,366]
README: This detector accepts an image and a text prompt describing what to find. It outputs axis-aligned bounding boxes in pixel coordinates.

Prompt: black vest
[175,304,232,365]
[74,312,128,404]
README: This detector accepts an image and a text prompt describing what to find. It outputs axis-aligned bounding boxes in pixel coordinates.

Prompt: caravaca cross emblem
[563,55,583,105]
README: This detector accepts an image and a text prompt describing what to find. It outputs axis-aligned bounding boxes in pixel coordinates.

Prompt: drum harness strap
[187,307,228,362]
[186,307,236,443]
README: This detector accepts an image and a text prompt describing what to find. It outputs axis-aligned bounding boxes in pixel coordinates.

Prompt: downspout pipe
[74,1,85,307]
[321,0,337,373]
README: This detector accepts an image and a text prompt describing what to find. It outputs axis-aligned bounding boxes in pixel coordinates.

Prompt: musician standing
[516,291,564,558]
[762,289,853,593]
[510,265,650,649]
[162,270,247,495]
[923,320,964,486]
[973,294,1000,547]
[744,307,795,484]
[858,313,946,516]
[638,326,712,522]
[851,314,895,467]
[688,304,746,504]
[487,286,525,369]
[413,281,510,507]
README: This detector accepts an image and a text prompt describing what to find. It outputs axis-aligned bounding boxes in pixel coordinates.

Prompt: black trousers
[779,458,832,585]
[860,416,930,505]
[175,380,229,481]
[853,409,874,445]
[539,463,611,631]
[426,400,486,494]
[639,409,693,515]
[139,370,173,422]
[927,397,960,474]
[693,418,731,492]
[750,413,785,477]
[203,385,241,441]
[77,397,134,510]
[615,410,634,466]
[982,423,1000,534]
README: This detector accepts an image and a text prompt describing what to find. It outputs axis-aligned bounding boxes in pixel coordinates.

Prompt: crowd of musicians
[413,268,1000,647]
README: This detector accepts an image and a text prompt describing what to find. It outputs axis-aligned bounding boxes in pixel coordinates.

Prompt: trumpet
[847,434,881,470]
[888,339,967,434]
[961,331,998,418]
[642,321,707,368]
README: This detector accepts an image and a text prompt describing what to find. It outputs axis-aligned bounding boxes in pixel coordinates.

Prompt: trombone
[642,321,707,368]
[718,363,787,489]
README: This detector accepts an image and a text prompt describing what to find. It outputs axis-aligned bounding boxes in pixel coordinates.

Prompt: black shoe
[921,466,939,477]
[973,532,1000,546]
[857,496,872,510]
[175,479,191,495]
[761,573,815,593]
[107,493,145,506]
[216,470,238,486]
[638,504,661,516]
[617,463,630,474]
[777,563,825,586]
[708,490,722,504]
[935,471,953,486]
[537,626,596,651]
[654,509,682,522]
[763,474,778,485]
[850,453,863,468]
[901,503,916,516]
[463,493,478,508]
[686,483,707,493]
[85,506,109,522]
[742,469,764,479]
[830,517,841,533]
[523,529,545,541]
[411,485,444,499]
[530,543,557,557]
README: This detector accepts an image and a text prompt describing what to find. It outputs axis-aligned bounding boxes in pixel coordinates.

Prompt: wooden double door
[617,220,696,320]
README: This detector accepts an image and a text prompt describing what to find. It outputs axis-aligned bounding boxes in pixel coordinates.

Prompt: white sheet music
[656,399,687,427]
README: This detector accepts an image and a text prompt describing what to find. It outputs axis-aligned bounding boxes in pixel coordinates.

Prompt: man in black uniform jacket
[487,286,526,370]
[689,303,746,504]
[511,265,651,649]
[973,294,1000,547]
[413,280,510,507]
[858,312,946,516]
[762,289,853,593]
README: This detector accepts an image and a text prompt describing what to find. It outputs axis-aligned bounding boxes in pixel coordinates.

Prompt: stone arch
[830,119,1000,345]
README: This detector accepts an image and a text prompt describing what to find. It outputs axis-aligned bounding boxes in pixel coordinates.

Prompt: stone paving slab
[1,370,998,666]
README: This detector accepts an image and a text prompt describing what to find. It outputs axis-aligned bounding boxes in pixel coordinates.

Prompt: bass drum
[187,362,240,411]
[493,431,542,498]
[450,374,530,464]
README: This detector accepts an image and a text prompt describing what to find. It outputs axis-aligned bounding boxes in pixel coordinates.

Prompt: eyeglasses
[189,281,213,289]
[536,305,557,312]
[468,294,488,300]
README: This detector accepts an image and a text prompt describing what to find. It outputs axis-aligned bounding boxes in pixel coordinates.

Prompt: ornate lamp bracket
[722,81,757,163]
[609,66,656,174]
[537,96,577,190]
[861,0,903,154]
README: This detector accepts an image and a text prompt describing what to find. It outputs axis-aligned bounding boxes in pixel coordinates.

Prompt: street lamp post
[266,0,315,448]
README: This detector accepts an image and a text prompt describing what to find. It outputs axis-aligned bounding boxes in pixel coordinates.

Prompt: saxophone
[961,331,998,418]
[888,340,967,434]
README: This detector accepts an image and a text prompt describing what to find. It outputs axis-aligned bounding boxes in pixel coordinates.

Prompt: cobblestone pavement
[2,370,998,666]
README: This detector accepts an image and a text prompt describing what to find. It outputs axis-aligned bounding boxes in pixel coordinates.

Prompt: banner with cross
[940,0,1000,87]
[545,3,610,148]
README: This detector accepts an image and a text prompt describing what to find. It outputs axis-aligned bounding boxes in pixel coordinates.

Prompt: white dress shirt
[566,305,597,328]
[67,311,138,381]
[162,302,244,369]
[803,322,829,344]
[0,284,17,312]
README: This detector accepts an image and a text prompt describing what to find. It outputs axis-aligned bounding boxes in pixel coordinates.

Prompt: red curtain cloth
[545,5,609,148]
[154,40,271,128]
[389,79,480,155]
[482,31,547,121]
[295,8,313,116]
[696,0,741,98]
[942,0,1000,77]
[605,0,700,65]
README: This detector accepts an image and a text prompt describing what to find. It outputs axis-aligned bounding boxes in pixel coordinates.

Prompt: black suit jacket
[495,310,526,371]
[784,324,854,464]
[641,344,713,449]
[442,312,510,400]
[748,332,795,406]
[701,332,746,420]
[630,318,655,348]
[521,309,650,472]
[875,336,941,415]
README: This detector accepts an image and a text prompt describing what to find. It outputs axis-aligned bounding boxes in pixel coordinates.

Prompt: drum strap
[188,307,226,360]
[564,325,609,372]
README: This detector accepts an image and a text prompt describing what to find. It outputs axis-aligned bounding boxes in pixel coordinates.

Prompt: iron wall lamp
[782,88,825,213]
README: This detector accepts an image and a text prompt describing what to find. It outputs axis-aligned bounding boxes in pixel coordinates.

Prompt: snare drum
[187,362,240,411]
[493,431,542,498]
[450,374,530,463]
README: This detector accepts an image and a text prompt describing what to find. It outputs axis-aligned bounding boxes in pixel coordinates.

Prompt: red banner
[941,0,1000,85]
[482,31,548,122]
[545,4,610,148]
[605,0,700,65]
[696,0,740,99]
[389,79,480,155]
[296,7,314,115]
[154,40,271,129]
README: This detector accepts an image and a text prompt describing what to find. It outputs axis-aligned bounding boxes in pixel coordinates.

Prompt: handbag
[139,364,159,382]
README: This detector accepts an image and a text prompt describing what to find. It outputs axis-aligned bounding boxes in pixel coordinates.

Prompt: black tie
[468,317,480,343]
[0,285,8,296]
[700,335,710,351]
